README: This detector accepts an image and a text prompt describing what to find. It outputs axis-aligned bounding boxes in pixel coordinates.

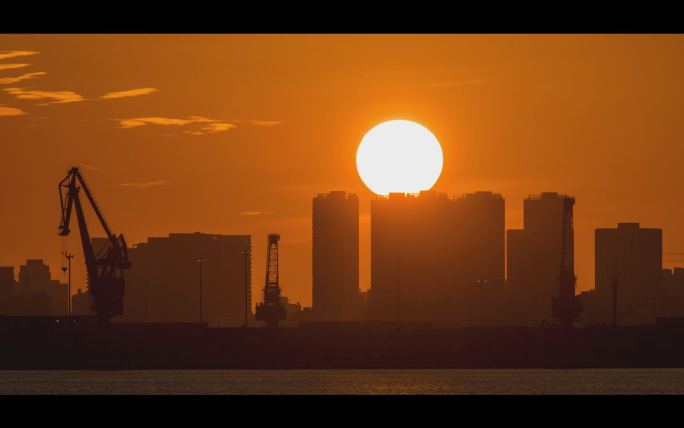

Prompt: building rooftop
[315,191,357,200]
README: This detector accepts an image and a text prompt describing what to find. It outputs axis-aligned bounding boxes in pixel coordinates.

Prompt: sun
[356,120,443,196]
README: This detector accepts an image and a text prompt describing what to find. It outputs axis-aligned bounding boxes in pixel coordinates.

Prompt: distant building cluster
[116,233,251,326]
[0,260,68,316]
[2,190,684,327]
[581,223,684,326]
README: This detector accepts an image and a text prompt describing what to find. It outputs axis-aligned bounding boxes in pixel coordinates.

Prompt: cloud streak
[114,180,168,189]
[118,116,236,135]
[0,72,47,85]
[79,163,105,173]
[240,211,273,216]
[0,51,39,60]
[117,115,282,135]
[0,106,27,116]
[101,87,158,100]
[236,119,283,127]
[0,64,31,71]
[4,87,85,104]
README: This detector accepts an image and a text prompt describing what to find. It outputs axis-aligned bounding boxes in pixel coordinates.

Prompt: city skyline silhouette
[5,34,684,393]
[3,35,684,310]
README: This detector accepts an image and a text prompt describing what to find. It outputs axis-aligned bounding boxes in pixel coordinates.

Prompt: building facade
[119,233,252,326]
[594,223,663,325]
[506,192,575,326]
[0,260,67,316]
[369,190,505,327]
[312,191,360,321]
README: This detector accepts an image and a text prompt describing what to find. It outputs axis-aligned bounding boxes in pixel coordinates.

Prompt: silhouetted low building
[578,290,603,326]
[0,267,15,313]
[663,267,684,299]
[279,296,303,326]
[120,232,251,327]
[71,288,93,315]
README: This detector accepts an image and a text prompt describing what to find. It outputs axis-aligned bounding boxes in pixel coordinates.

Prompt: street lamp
[196,256,206,324]
[240,249,251,328]
[64,253,74,316]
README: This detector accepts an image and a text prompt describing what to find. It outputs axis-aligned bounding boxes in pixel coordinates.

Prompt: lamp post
[196,256,206,324]
[241,249,250,328]
[65,252,74,316]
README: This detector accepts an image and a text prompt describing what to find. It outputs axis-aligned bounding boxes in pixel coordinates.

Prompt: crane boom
[58,167,131,329]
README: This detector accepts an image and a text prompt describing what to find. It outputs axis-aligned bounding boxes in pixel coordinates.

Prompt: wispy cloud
[119,117,193,128]
[202,122,235,133]
[0,72,47,85]
[101,87,158,100]
[240,211,273,216]
[114,180,168,189]
[118,115,235,135]
[79,163,105,173]
[0,64,31,72]
[0,106,27,116]
[4,87,84,104]
[234,119,283,127]
[0,51,39,60]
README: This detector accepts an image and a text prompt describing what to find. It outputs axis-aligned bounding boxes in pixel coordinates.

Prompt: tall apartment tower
[507,192,576,326]
[595,223,662,325]
[312,191,360,321]
[369,190,505,326]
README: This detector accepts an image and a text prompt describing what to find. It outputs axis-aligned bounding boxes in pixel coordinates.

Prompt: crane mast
[58,167,131,329]
[255,233,286,328]
[552,196,582,329]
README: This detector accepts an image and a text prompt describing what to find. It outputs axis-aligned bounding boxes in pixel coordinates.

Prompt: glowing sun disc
[356,120,443,196]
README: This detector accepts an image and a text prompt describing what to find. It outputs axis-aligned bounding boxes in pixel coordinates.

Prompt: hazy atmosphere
[2,34,684,306]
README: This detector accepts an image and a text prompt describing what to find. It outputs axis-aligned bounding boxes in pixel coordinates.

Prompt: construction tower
[255,233,287,328]
[552,196,582,328]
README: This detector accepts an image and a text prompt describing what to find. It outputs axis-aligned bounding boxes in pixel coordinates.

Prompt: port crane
[255,233,286,328]
[58,167,131,329]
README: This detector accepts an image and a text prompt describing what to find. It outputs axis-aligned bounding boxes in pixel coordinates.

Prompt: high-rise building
[369,190,505,326]
[456,191,506,290]
[120,233,251,326]
[507,192,575,326]
[312,191,359,321]
[595,223,662,325]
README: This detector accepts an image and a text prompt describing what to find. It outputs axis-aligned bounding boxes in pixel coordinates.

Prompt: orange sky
[1,34,684,307]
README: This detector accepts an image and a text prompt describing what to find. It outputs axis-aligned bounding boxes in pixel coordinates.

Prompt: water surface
[1,369,683,394]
